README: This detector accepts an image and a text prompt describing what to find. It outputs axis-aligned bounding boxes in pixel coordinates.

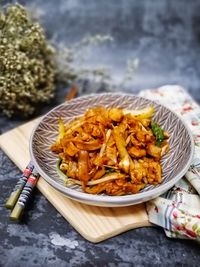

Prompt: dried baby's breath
[0,3,56,117]
[76,34,114,48]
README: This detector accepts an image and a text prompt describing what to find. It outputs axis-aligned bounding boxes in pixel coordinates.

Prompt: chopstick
[5,85,78,221]
[10,167,40,221]
[5,162,34,209]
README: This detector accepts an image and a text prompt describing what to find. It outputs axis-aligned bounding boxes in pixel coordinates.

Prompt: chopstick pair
[5,162,40,221]
[5,85,79,221]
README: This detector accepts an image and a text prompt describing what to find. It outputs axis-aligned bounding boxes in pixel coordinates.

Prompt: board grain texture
[0,118,151,243]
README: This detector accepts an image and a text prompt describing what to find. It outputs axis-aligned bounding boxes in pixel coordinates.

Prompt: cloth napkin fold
[139,85,200,241]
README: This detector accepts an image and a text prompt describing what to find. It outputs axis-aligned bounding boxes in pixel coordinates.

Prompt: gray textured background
[1,0,200,266]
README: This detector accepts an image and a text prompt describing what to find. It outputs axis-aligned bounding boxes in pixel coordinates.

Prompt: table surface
[1,0,200,266]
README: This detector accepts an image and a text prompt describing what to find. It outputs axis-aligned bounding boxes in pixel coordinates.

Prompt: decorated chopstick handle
[5,162,34,209]
[10,168,40,221]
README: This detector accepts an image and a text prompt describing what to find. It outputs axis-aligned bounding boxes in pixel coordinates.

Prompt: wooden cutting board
[0,118,151,243]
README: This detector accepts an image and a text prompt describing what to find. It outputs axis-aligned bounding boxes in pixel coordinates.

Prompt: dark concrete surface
[0,0,200,266]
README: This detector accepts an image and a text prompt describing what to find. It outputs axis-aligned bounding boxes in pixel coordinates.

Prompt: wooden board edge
[84,221,153,243]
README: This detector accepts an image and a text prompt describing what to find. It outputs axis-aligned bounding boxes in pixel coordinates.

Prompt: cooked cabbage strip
[112,127,132,173]
[56,117,65,143]
[123,106,154,119]
[64,172,127,186]
[99,129,112,157]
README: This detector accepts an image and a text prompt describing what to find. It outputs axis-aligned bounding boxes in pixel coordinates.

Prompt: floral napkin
[139,85,200,241]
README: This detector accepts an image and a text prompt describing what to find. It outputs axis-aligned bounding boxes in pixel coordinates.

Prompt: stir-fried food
[51,106,170,196]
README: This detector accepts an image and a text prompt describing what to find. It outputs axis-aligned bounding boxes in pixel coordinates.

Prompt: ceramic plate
[29,93,194,207]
